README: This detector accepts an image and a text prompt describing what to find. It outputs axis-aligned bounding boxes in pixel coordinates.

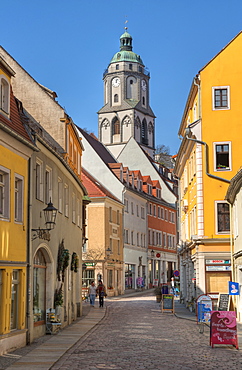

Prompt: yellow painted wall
[0,146,28,262]
[200,32,242,239]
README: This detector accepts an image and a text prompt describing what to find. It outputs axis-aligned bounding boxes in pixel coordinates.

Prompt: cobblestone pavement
[51,295,242,370]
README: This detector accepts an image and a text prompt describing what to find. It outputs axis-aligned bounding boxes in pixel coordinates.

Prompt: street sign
[174,270,180,277]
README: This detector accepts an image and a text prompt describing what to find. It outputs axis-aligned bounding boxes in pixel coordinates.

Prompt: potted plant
[154,286,162,303]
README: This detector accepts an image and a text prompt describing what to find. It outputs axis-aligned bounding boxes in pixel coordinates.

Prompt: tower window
[130,80,133,85]
[129,64,133,70]
[112,117,120,135]
[116,64,119,70]
[141,119,148,145]
[114,94,118,103]
[142,97,145,105]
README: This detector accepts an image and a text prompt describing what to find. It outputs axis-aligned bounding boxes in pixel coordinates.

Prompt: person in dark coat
[96,280,107,307]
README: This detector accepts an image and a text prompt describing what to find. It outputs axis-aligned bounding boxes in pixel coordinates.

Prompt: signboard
[174,270,180,277]
[161,294,174,313]
[206,260,230,264]
[228,281,240,296]
[206,265,231,271]
[197,300,212,323]
[210,311,238,349]
[218,293,230,311]
[153,279,159,287]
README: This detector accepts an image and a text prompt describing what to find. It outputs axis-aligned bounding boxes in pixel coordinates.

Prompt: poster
[210,311,238,349]
[228,281,240,296]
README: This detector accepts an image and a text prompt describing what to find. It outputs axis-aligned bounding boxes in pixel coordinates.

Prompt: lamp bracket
[32,228,51,241]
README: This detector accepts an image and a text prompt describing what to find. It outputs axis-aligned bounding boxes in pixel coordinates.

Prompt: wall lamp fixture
[32,199,58,241]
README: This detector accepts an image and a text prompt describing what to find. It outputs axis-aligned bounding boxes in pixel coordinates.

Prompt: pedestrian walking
[88,281,97,307]
[96,280,107,307]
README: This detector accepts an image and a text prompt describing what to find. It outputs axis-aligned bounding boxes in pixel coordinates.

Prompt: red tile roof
[0,87,34,145]
[82,168,121,204]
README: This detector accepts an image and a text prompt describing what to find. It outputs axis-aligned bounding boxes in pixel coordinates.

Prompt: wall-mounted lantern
[32,199,58,241]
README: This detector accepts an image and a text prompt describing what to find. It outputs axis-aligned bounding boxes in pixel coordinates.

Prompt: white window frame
[45,166,52,204]
[77,197,80,227]
[64,184,69,217]
[14,174,24,223]
[72,193,76,224]
[212,86,230,110]
[58,177,63,214]
[213,141,232,172]
[0,166,10,220]
[0,75,10,115]
[36,159,43,201]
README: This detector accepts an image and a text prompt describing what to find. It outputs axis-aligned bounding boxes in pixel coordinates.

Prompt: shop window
[0,166,10,219]
[11,270,20,330]
[33,250,46,324]
[107,270,113,289]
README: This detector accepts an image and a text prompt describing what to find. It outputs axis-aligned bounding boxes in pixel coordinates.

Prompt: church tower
[98,29,156,158]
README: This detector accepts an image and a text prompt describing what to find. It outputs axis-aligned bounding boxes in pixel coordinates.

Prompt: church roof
[110,29,144,66]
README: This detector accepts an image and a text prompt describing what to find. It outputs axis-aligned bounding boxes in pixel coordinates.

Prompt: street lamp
[32,199,58,241]
[151,250,155,257]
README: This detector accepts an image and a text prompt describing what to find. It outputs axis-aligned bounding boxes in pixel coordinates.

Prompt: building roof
[76,127,117,164]
[0,87,36,148]
[82,168,122,204]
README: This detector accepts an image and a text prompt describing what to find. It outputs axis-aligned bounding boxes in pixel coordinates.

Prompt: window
[124,229,129,244]
[213,86,230,110]
[124,199,129,213]
[216,202,230,233]
[0,166,10,219]
[45,166,52,204]
[58,178,63,213]
[141,207,145,219]
[36,159,43,201]
[137,233,139,246]
[107,270,113,289]
[163,233,166,247]
[141,119,148,145]
[11,270,20,330]
[72,193,76,223]
[157,189,161,198]
[114,94,119,103]
[117,210,120,224]
[131,231,134,245]
[0,76,10,114]
[116,64,119,70]
[77,198,80,227]
[131,202,134,215]
[118,240,120,255]
[149,203,152,215]
[14,175,23,222]
[161,208,164,219]
[129,64,133,70]
[136,205,139,217]
[33,250,46,324]
[153,205,156,217]
[165,209,168,221]
[64,184,69,217]
[110,238,113,253]
[158,207,160,218]
[214,142,231,171]
[109,207,112,222]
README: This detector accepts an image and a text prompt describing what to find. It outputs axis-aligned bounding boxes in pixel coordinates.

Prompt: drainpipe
[185,127,230,184]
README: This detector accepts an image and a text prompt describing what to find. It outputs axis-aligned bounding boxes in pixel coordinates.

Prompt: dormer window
[0,76,10,114]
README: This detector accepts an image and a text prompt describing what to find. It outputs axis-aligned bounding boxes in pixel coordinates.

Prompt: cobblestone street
[52,294,241,370]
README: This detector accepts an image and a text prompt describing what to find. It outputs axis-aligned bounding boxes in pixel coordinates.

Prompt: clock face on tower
[141,79,147,91]
[112,77,120,87]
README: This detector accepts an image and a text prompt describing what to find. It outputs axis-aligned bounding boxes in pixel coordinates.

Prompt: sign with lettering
[210,311,238,349]
[197,295,212,323]
[206,265,231,271]
[161,294,174,313]
[218,293,230,311]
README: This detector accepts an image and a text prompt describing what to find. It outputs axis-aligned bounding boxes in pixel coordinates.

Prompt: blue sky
[2,0,242,154]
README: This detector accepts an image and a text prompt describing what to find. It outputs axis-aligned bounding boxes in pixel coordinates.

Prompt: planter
[156,295,162,303]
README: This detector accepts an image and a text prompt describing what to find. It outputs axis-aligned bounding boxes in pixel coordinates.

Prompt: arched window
[142,97,145,105]
[112,117,120,135]
[33,249,46,324]
[114,94,118,103]
[141,119,148,145]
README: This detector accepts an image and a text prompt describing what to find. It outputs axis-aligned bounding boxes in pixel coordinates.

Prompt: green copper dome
[110,30,144,66]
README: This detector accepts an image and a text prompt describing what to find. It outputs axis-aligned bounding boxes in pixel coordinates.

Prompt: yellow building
[0,57,35,354]
[174,32,242,309]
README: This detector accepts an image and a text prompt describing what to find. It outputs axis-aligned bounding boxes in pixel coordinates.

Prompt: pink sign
[210,311,238,349]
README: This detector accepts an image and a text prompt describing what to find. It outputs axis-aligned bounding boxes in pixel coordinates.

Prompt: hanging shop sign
[156,253,160,258]
[210,311,238,349]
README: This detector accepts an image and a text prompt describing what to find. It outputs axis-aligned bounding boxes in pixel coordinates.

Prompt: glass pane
[33,267,46,322]
[11,270,19,330]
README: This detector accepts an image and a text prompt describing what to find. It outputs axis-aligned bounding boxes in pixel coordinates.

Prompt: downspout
[185,128,230,184]
[26,157,32,345]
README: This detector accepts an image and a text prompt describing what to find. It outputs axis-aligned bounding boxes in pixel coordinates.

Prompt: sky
[1,0,242,155]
